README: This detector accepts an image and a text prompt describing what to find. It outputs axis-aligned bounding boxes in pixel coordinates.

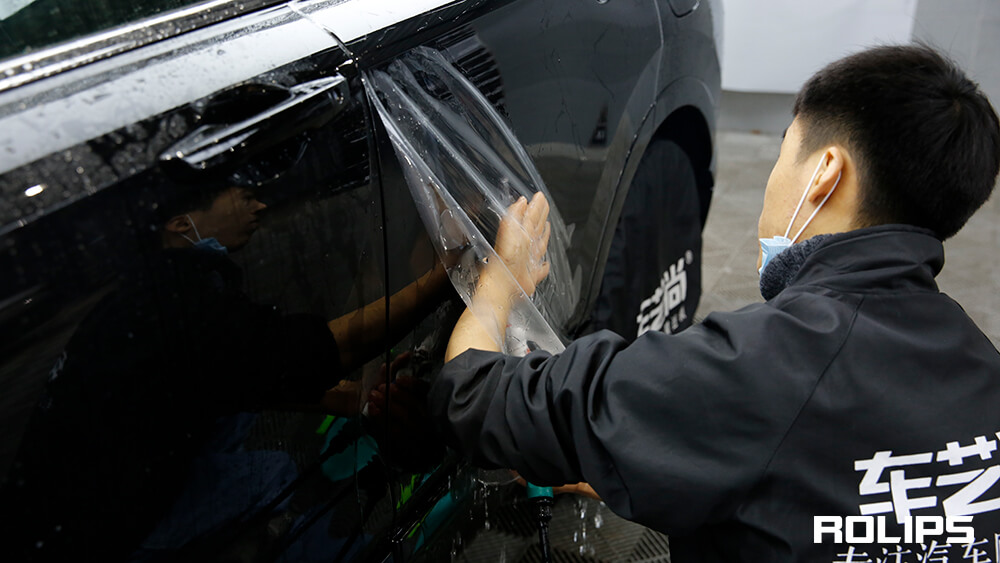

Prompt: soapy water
[364,47,581,356]
[575,497,597,557]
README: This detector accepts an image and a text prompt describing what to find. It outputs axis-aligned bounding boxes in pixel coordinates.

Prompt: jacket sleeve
[429,303,849,535]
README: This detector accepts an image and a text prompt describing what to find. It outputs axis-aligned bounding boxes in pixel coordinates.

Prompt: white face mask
[758,158,841,276]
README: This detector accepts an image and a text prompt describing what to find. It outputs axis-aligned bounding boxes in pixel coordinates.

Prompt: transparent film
[364,47,581,355]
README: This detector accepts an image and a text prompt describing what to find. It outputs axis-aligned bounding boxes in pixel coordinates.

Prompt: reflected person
[0,179,452,561]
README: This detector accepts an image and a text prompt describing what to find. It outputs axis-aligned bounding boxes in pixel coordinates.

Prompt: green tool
[526,483,554,562]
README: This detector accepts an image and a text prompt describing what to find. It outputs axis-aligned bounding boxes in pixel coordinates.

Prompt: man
[0,182,351,561]
[2,177,452,560]
[425,45,1000,561]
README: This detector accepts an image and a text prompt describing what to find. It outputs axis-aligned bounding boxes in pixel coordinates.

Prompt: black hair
[793,44,1000,239]
[155,180,232,226]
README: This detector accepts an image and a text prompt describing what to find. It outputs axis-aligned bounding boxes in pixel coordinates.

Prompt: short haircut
[156,180,232,226]
[793,44,1000,239]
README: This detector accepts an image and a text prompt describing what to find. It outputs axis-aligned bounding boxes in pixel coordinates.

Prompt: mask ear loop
[782,158,826,240]
[790,170,841,243]
[179,214,203,246]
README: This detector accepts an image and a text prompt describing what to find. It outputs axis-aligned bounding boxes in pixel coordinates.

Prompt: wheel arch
[571,77,718,334]
[652,104,715,226]
[612,75,718,242]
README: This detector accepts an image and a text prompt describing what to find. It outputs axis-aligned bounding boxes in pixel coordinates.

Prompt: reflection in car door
[0,4,402,561]
[306,0,712,558]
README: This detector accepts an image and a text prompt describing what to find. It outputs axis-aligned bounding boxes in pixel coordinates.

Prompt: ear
[807,146,848,204]
[164,214,194,235]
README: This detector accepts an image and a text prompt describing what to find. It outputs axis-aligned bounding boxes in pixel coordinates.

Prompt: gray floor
[697,130,1000,350]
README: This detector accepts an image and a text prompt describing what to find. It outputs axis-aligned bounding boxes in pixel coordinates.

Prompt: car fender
[572,73,718,331]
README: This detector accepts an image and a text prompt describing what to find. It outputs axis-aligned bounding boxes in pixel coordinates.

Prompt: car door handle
[160,75,349,173]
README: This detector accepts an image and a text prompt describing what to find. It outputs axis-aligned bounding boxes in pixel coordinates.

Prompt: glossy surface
[0,0,720,560]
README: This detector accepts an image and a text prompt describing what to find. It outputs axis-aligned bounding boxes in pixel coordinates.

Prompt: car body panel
[0,5,396,559]
[0,0,720,560]
[329,0,718,556]
[0,4,333,182]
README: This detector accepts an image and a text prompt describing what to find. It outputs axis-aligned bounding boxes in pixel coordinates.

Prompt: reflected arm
[328,260,452,372]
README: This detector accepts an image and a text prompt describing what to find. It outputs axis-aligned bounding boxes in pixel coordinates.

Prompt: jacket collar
[759,225,944,300]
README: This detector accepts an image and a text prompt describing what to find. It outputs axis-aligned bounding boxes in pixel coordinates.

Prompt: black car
[0,1,720,561]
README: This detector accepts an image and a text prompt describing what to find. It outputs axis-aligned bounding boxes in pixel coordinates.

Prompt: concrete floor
[696,130,1000,350]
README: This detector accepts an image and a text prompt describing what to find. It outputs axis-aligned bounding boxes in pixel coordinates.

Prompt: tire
[590,137,703,340]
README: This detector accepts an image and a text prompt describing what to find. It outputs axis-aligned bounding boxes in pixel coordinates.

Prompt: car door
[296,1,671,560]
[0,2,402,560]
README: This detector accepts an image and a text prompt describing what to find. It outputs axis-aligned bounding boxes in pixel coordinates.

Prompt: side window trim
[0,0,286,93]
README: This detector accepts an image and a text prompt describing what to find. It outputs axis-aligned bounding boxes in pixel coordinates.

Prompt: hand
[512,471,602,501]
[321,379,363,417]
[364,352,444,471]
[444,193,553,361]
[484,193,551,297]
[365,353,424,420]
[322,351,414,416]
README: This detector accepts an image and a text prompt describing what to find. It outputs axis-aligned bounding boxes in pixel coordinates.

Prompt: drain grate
[453,495,671,562]
[627,529,672,562]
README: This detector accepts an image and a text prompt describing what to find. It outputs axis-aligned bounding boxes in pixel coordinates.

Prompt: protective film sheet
[364,47,581,355]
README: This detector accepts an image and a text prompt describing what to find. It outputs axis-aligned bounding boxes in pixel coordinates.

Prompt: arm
[445,193,551,361]
[331,192,550,373]
[431,303,848,534]
[328,258,453,373]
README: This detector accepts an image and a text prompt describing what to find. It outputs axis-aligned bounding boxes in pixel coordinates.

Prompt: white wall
[722,0,917,94]
[719,0,1000,133]
[912,0,1000,110]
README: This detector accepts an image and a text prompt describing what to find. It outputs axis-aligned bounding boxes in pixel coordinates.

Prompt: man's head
[161,186,266,252]
[758,44,1000,267]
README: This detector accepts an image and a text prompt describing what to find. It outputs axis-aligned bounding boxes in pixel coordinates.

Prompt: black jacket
[430,225,1000,562]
